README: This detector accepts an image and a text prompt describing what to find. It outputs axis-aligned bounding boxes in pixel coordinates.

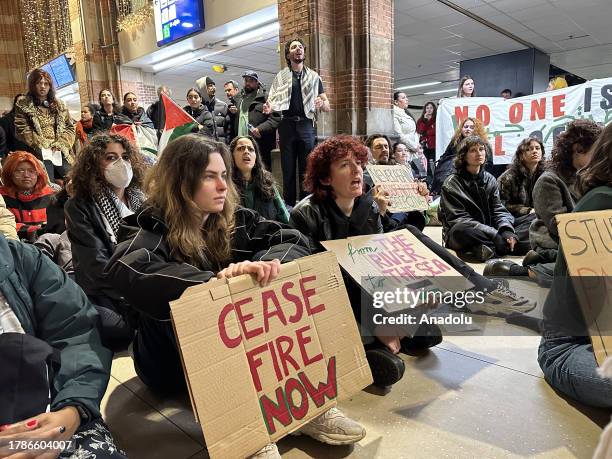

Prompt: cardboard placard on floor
[321,229,473,312]
[169,251,372,459]
[366,164,429,211]
[556,210,612,366]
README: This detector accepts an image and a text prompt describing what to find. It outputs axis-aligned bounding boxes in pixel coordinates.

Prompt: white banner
[435,78,612,164]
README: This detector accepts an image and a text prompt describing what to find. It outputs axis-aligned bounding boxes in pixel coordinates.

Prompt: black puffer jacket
[203,96,229,144]
[117,106,154,129]
[183,104,216,139]
[289,191,397,251]
[105,206,311,321]
[92,108,122,133]
[439,168,514,245]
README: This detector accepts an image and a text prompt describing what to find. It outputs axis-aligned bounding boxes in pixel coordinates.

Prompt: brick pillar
[277,0,394,137]
[0,1,28,110]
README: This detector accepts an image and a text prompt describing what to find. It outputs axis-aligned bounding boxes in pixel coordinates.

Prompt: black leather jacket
[106,206,311,321]
[439,168,514,244]
[289,191,397,251]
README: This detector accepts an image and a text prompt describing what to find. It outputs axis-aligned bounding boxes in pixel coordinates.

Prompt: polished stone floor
[101,227,610,458]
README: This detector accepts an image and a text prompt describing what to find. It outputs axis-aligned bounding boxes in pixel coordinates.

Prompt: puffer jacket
[497,163,544,217]
[0,235,112,419]
[14,95,76,163]
[290,191,395,251]
[439,168,514,245]
[529,170,579,255]
[105,206,311,321]
[203,96,229,144]
[0,195,17,240]
[117,106,154,129]
[183,104,216,139]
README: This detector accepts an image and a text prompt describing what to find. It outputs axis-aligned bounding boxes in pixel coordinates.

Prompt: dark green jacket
[0,235,112,419]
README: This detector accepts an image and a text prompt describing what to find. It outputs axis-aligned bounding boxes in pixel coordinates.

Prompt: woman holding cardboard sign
[537,122,612,408]
[290,135,536,387]
[106,134,366,458]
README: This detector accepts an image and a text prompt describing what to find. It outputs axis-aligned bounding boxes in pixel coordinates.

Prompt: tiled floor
[101,227,610,459]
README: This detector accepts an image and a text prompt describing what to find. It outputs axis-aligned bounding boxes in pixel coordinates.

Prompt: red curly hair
[1,151,48,194]
[303,135,369,201]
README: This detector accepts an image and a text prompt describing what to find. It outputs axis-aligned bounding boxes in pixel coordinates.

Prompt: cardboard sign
[436,77,612,164]
[556,210,612,366]
[321,229,473,312]
[366,165,429,212]
[169,252,372,459]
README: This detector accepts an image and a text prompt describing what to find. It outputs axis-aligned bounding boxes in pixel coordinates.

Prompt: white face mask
[104,158,133,189]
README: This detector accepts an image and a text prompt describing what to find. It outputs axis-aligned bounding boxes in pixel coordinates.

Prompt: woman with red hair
[0,151,54,241]
[290,135,536,388]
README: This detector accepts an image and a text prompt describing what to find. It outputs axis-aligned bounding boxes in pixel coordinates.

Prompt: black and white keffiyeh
[94,186,145,237]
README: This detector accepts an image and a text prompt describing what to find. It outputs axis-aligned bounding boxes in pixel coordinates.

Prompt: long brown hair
[229,136,275,200]
[577,122,612,196]
[70,133,146,199]
[27,69,58,113]
[508,136,546,177]
[457,75,475,98]
[144,134,238,268]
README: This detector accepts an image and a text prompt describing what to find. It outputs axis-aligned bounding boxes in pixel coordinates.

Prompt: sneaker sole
[366,349,405,387]
[467,301,537,317]
[293,427,366,445]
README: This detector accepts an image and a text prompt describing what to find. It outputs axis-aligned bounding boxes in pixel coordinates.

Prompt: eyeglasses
[14,169,38,176]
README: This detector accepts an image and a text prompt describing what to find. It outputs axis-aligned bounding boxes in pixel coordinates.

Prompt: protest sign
[436,77,612,164]
[557,210,612,366]
[366,165,429,211]
[169,251,372,459]
[321,229,473,312]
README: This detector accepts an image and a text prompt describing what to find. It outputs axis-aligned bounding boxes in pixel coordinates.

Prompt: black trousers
[513,213,536,255]
[278,118,316,206]
[447,222,530,259]
[44,156,69,182]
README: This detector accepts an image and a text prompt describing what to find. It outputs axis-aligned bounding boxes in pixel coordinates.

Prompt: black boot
[365,344,406,387]
[400,323,443,354]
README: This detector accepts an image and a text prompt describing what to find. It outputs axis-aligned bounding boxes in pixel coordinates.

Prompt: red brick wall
[277,0,394,117]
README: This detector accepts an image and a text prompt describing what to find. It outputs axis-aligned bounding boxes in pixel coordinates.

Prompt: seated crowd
[0,65,610,459]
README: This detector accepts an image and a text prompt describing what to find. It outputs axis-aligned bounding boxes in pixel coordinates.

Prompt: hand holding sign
[217,259,281,287]
[373,185,391,215]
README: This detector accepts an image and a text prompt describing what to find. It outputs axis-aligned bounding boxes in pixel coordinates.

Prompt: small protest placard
[321,229,473,312]
[366,165,429,211]
[169,252,372,459]
[557,210,612,366]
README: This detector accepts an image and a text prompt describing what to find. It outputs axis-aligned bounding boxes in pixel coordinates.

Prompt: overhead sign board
[153,0,205,47]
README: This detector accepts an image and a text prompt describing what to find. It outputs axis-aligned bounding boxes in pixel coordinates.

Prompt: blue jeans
[538,333,612,408]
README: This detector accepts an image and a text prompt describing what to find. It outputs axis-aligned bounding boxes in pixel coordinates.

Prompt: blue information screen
[40,54,75,89]
[154,0,205,47]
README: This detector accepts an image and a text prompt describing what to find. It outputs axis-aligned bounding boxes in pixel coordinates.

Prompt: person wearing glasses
[0,151,54,242]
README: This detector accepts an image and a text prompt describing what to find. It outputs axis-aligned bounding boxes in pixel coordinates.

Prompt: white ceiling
[396,0,612,106]
[151,0,612,108]
[155,37,280,106]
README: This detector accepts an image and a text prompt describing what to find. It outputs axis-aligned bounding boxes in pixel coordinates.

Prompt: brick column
[277,0,394,136]
[0,1,28,110]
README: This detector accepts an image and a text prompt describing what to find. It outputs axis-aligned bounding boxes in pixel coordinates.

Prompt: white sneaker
[294,407,366,445]
[249,443,281,459]
[469,284,537,316]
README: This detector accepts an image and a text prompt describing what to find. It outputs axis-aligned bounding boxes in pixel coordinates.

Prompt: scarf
[76,119,93,144]
[267,66,320,120]
[93,186,145,238]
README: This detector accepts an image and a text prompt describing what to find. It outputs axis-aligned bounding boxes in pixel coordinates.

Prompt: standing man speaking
[264,38,330,205]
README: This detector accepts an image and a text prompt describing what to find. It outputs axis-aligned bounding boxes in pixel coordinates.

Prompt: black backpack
[0,333,61,424]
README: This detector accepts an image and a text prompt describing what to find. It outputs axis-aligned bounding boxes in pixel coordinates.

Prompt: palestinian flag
[158,93,198,156]
[110,123,158,165]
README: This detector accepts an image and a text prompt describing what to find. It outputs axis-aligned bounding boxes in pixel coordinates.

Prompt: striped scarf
[267,66,321,121]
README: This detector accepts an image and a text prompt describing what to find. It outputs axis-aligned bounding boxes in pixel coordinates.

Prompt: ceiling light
[424,88,457,95]
[212,64,227,73]
[395,81,441,90]
[226,22,279,46]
